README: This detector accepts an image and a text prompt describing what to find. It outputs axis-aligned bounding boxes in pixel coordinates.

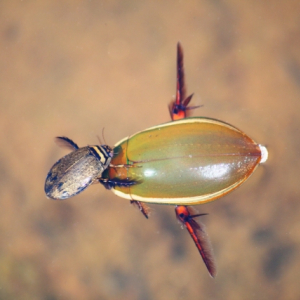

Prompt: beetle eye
[107,148,114,157]
[102,145,114,157]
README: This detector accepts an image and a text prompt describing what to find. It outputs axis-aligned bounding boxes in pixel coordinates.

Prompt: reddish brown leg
[130,200,150,219]
[175,206,216,277]
[169,43,201,121]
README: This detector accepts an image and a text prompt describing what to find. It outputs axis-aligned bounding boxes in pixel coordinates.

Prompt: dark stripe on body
[90,146,109,164]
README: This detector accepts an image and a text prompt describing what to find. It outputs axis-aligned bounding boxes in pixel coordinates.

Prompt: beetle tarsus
[175,206,216,278]
[55,136,79,150]
[130,200,150,219]
[169,43,200,121]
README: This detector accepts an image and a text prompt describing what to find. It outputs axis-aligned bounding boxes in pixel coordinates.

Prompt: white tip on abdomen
[259,144,268,163]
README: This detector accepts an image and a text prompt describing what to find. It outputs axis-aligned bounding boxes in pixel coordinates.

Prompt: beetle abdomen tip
[259,144,268,163]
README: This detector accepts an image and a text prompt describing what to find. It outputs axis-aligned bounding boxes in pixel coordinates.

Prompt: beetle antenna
[97,135,103,145]
[102,127,108,145]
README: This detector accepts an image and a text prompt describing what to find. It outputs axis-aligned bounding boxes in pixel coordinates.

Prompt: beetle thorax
[89,145,113,171]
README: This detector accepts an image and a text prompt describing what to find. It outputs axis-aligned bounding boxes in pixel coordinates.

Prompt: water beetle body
[102,117,265,205]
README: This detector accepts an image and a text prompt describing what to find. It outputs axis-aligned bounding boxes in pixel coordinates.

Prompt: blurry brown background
[0,1,299,299]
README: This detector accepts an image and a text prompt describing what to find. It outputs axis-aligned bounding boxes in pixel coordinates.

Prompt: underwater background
[0,1,299,299]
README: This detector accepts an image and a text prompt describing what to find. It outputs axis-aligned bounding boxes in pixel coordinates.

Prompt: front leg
[98,177,139,190]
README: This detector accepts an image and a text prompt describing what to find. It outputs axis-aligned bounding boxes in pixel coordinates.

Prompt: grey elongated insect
[45,136,138,200]
[45,137,114,200]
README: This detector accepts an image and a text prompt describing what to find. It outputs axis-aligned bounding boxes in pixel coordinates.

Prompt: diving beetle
[45,43,268,278]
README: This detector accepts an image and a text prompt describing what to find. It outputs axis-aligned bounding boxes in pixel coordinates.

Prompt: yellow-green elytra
[101,117,268,205]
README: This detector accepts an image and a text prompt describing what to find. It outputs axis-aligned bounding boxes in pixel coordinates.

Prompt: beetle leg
[175,205,216,278]
[98,178,140,190]
[169,43,201,121]
[130,200,150,219]
[55,136,79,150]
[99,178,149,218]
